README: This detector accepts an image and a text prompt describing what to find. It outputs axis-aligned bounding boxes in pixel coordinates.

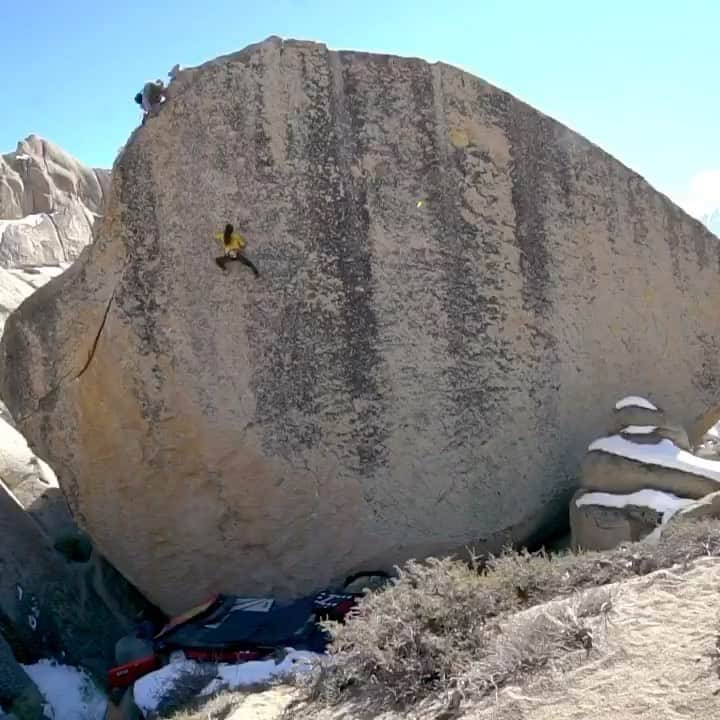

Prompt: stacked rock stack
[570,396,720,551]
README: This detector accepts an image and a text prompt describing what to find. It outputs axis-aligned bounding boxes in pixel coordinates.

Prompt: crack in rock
[75,288,115,379]
[17,282,119,425]
[45,212,68,262]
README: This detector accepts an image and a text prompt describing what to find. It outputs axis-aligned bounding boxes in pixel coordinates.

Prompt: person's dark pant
[215,252,259,276]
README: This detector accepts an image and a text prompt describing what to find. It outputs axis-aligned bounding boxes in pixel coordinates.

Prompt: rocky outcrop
[0,135,107,219]
[571,397,720,550]
[670,489,720,523]
[3,38,720,614]
[693,424,720,459]
[0,482,152,685]
[0,265,67,335]
[0,397,152,682]
[0,263,77,540]
[0,136,108,268]
[0,413,74,543]
[0,139,139,691]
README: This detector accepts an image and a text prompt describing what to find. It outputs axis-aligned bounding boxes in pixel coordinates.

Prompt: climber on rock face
[134,80,167,125]
[214,223,260,277]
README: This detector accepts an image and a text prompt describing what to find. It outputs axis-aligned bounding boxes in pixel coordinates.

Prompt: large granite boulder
[0,136,109,268]
[4,38,720,614]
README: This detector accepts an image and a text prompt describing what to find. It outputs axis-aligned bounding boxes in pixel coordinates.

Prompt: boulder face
[4,37,720,614]
[0,135,109,268]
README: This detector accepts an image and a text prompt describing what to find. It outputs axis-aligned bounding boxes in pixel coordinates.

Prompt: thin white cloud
[673,169,720,220]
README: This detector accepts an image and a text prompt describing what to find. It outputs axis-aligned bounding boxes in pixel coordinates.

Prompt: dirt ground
[219,557,720,720]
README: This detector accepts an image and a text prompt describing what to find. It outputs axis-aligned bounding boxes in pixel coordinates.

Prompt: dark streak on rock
[662,199,682,283]
[693,332,720,399]
[113,142,168,426]
[692,226,709,269]
[227,85,246,136]
[248,50,324,456]
[252,61,274,171]
[478,87,561,437]
[407,65,508,436]
[253,47,387,474]
[627,176,650,248]
[503,102,553,318]
[331,53,387,473]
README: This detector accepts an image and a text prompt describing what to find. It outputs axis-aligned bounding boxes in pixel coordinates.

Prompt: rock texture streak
[3,38,720,614]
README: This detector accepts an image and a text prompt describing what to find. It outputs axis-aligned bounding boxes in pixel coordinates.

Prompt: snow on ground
[202,651,318,695]
[620,425,657,434]
[21,660,107,720]
[589,435,720,482]
[614,396,658,411]
[133,660,199,717]
[134,650,320,717]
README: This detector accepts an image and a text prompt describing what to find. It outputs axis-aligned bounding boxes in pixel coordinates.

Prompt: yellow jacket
[215,230,245,252]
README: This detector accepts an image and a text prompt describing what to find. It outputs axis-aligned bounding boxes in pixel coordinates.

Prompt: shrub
[153,664,219,718]
[307,517,720,709]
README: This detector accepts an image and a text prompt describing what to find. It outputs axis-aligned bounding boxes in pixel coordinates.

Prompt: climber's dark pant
[215,252,260,276]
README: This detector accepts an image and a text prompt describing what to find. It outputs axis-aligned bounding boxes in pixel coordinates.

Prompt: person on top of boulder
[134,80,167,125]
[214,223,260,277]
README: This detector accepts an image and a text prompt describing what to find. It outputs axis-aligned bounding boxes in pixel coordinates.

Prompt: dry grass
[150,664,225,718]
[164,689,261,719]
[301,517,720,711]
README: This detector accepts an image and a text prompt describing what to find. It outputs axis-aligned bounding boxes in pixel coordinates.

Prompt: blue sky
[3,1,719,216]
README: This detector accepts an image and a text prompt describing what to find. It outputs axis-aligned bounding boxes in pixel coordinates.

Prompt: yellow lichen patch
[449,128,470,148]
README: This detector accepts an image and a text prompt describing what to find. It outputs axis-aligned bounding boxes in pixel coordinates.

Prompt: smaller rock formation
[693,424,720,459]
[0,136,108,268]
[0,265,68,337]
[669,489,720,523]
[570,396,720,551]
[0,414,68,536]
